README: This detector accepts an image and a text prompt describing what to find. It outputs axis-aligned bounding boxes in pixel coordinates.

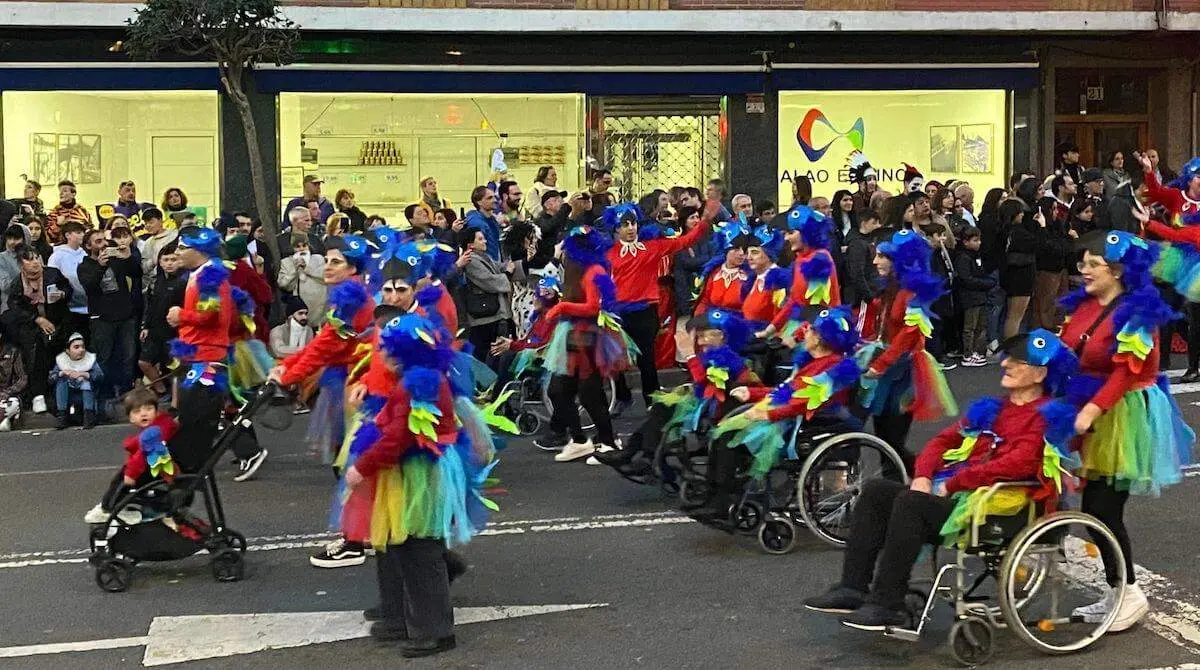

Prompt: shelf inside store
[317,163,409,168]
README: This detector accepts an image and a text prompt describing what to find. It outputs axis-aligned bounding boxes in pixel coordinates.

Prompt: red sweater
[354,379,457,478]
[694,265,747,316]
[279,280,376,387]
[546,265,606,322]
[770,247,841,330]
[914,396,1049,494]
[122,414,180,481]
[742,267,787,324]
[228,260,272,344]
[1144,169,1200,225]
[176,261,233,364]
[607,221,710,305]
[745,353,850,422]
[868,289,926,374]
[1058,296,1157,411]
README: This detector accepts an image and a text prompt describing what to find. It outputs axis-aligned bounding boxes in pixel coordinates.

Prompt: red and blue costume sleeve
[1143,169,1200,227]
[764,355,859,422]
[279,280,376,387]
[122,415,180,482]
[869,289,927,374]
[354,375,457,478]
[545,266,605,322]
[172,263,234,364]
[769,249,841,331]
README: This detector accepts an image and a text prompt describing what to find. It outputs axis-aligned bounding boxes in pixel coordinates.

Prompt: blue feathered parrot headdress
[688,308,752,352]
[810,305,860,355]
[563,225,611,269]
[536,275,563,298]
[598,203,644,236]
[785,205,831,250]
[379,312,453,372]
[876,229,944,306]
[748,222,785,260]
[177,226,221,257]
[327,234,370,274]
[1167,156,1200,192]
[999,328,1078,397]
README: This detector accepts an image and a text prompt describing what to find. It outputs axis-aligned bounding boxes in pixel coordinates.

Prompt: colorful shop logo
[796,108,865,162]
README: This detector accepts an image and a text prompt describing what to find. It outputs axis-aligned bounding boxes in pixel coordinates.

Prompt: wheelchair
[887,482,1127,666]
[493,365,617,438]
[686,408,908,554]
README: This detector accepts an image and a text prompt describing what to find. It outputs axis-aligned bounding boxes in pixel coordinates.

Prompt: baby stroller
[87,383,292,593]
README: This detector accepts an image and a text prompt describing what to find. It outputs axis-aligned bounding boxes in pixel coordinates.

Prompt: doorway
[1053,121,1147,171]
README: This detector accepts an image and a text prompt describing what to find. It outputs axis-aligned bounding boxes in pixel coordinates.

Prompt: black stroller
[87,382,292,593]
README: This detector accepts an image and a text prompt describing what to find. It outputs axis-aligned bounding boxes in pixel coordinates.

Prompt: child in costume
[545,224,639,463]
[691,306,862,525]
[83,387,180,525]
[594,307,764,480]
[342,312,496,658]
[1059,229,1195,631]
[803,330,1077,632]
[856,229,958,468]
[489,275,562,393]
[756,205,841,343]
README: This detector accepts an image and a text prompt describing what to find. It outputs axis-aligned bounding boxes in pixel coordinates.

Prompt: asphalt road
[1,364,1199,669]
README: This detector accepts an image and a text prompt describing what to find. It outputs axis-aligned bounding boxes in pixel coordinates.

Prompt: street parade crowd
[1,143,1198,658]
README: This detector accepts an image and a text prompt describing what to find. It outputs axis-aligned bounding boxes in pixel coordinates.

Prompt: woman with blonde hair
[416,177,451,222]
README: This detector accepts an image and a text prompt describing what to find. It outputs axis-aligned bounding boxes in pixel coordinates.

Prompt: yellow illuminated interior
[279,93,585,222]
[777,90,1009,205]
[2,90,219,218]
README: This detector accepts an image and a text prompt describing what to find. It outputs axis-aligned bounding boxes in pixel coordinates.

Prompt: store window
[2,90,220,224]
[777,90,1009,205]
[279,93,586,224]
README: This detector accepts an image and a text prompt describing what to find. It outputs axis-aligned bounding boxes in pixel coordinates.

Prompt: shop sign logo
[795,108,865,162]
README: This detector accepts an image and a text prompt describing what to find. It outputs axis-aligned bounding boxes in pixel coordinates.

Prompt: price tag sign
[746,94,765,114]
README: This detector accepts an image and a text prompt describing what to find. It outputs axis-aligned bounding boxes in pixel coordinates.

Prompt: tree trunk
[219,66,280,261]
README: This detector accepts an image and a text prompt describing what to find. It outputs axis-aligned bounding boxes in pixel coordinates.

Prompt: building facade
[0,0,1196,220]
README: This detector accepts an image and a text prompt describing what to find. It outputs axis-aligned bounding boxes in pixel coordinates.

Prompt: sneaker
[84,504,108,524]
[1072,586,1120,623]
[0,417,9,432]
[401,636,456,658]
[961,354,986,368]
[55,413,69,430]
[554,439,595,463]
[31,395,46,414]
[309,538,367,568]
[840,603,911,632]
[1179,369,1200,384]
[804,586,867,614]
[946,350,963,360]
[233,449,269,482]
[533,431,569,452]
[585,443,618,466]
[115,507,142,525]
[937,359,958,371]
[293,402,311,415]
[986,339,1000,357]
[83,410,98,429]
[594,446,638,467]
[369,620,409,642]
[1109,584,1149,632]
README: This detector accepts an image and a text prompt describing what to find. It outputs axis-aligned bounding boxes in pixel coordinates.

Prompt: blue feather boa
[231,286,254,317]
[962,396,1004,432]
[564,228,612,270]
[740,266,790,300]
[403,366,441,404]
[195,262,229,299]
[327,279,370,325]
[593,272,618,312]
[800,252,833,282]
[1039,399,1078,448]
[698,345,745,392]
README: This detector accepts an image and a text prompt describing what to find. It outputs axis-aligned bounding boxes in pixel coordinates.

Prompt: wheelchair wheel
[516,412,541,436]
[998,511,1126,655]
[948,617,994,666]
[730,500,764,533]
[797,433,907,548]
[757,515,798,555]
[678,479,711,508]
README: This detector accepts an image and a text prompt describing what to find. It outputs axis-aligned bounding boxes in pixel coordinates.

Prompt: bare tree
[125,0,298,258]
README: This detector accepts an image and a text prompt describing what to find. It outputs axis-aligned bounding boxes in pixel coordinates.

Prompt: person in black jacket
[921,224,957,369]
[999,192,1044,339]
[137,241,186,397]
[842,209,882,310]
[1106,170,1147,234]
[77,229,141,411]
[952,227,995,367]
[0,246,72,411]
[1031,174,1076,331]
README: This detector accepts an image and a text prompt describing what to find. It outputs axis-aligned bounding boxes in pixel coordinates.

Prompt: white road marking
[0,604,607,665]
[0,511,695,570]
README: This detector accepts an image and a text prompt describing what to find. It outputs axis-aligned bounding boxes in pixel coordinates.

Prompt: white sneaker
[115,507,142,525]
[554,439,595,462]
[1109,584,1149,632]
[0,417,9,432]
[233,449,269,482]
[586,443,618,466]
[31,395,46,414]
[1073,586,1120,623]
[84,504,107,524]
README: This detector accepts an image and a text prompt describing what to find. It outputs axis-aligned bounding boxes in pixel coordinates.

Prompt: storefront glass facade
[777,90,1009,204]
[278,93,586,221]
[2,90,221,221]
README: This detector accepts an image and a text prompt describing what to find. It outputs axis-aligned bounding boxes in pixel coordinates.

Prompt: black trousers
[549,372,614,445]
[90,317,137,401]
[171,381,227,473]
[872,412,915,479]
[614,305,660,407]
[1081,478,1135,586]
[1187,302,1200,372]
[841,479,955,609]
[704,432,749,511]
[376,538,454,640]
[468,321,502,366]
[627,403,672,457]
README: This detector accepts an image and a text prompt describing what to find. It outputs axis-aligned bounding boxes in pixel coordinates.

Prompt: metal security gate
[592,97,725,202]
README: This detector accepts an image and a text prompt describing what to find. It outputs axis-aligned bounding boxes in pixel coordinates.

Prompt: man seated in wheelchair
[594,308,764,479]
[803,329,1079,632]
[688,306,862,524]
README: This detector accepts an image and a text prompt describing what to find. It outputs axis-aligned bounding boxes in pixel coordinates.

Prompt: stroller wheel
[516,412,541,436]
[95,559,132,593]
[757,515,798,555]
[213,529,248,555]
[211,550,245,582]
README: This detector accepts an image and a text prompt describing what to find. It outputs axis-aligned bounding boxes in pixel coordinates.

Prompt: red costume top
[1144,169,1200,227]
[511,310,555,351]
[769,247,841,330]
[228,259,272,343]
[694,265,747,316]
[606,221,710,305]
[354,379,457,478]
[1058,296,1158,411]
[122,414,180,482]
[279,278,376,387]
[868,289,926,375]
[546,265,606,322]
[741,266,789,324]
[176,260,234,363]
[744,353,851,422]
[914,396,1049,494]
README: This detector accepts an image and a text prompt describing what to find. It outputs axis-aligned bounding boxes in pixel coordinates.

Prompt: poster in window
[30,133,102,184]
[960,124,993,174]
[929,126,958,173]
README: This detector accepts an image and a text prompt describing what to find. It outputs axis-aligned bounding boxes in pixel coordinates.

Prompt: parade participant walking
[342,312,496,658]
[856,229,958,468]
[1059,229,1194,631]
[606,201,716,414]
[757,205,841,343]
[269,235,375,568]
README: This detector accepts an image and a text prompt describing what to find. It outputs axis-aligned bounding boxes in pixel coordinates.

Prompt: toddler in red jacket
[83,388,179,525]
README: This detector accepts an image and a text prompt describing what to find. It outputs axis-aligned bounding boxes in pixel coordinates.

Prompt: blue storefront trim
[0,67,221,90]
